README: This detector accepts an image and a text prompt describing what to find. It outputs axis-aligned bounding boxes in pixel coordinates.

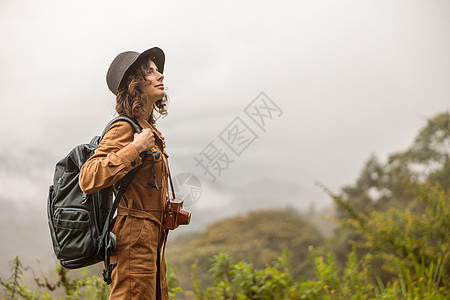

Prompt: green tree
[328,112,450,276]
[388,112,450,189]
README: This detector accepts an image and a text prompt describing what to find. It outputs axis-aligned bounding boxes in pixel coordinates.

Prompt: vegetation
[328,112,450,280]
[0,257,105,299]
[166,210,325,289]
[186,178,449,299]
[0,258,182,299]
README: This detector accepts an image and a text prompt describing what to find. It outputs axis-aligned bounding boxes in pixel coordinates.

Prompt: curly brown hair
[115,58,168,124]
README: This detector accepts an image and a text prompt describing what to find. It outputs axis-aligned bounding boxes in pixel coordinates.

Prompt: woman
[79,47,170,300]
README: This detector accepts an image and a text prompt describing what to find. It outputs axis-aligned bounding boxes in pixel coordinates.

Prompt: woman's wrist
[132,141,143,153]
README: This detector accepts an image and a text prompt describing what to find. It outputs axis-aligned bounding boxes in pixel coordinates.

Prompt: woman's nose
[157,72,164,81]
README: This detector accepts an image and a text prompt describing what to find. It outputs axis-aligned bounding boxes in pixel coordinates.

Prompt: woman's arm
[79,121,142,194]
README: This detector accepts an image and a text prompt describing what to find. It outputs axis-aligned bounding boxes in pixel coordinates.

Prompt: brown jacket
[79,117,170,300]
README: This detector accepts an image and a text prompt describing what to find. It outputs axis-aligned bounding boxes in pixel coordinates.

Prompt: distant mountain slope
[166,209,324,290]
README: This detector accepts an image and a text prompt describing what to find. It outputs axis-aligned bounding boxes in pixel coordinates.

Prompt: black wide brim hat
[106,47,165,95]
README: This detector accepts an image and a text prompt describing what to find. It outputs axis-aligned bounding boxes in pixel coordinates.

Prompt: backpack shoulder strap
[100,116,142,139]
[98,116,144,239]
[97,116,145,285]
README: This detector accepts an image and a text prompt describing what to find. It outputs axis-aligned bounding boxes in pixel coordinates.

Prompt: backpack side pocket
[53,207,97,261]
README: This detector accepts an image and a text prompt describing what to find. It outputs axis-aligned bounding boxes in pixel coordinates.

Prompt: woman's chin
[154,91,165,100]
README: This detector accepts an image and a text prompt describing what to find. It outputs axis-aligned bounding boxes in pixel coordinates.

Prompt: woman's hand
[132,129,156,153]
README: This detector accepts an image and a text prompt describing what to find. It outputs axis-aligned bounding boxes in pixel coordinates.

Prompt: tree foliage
[340,112,450,214]
[329,112,450,276]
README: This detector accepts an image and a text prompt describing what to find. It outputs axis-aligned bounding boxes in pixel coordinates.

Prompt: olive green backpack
[47,116,144,284]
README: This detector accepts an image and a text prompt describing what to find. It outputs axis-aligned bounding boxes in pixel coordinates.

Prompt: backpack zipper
[54,209,61,227]
[81,193,88,204]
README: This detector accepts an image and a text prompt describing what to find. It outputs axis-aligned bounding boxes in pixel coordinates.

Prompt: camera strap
[166,158,176,200]
[159,153,172,280]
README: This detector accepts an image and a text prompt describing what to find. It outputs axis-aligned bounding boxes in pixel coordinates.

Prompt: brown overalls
[79,117,170,300]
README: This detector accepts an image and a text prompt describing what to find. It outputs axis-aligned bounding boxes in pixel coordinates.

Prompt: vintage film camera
[164,197,191,230]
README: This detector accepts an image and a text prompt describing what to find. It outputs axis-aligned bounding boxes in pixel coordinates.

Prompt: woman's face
[139,60,165,105]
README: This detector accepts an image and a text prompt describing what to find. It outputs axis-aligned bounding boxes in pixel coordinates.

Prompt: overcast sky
[1,0,450,215]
